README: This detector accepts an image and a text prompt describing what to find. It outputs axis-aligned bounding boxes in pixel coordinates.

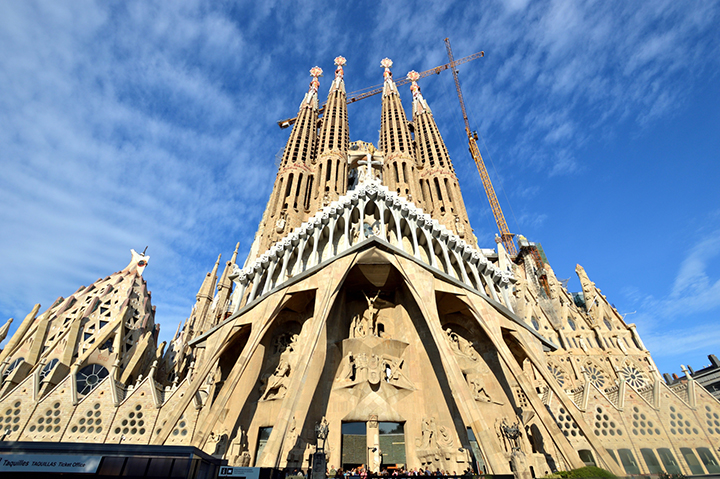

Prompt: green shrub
[542,466,616,479]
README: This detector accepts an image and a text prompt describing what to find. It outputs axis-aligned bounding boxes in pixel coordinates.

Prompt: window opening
[697,448,720,473]
[76,364,109,396]
[657,448,681,474]
[680,448,705,475]
[578,450,596,467]
[467,427,486,474]
[618,449,640,475]
[640,449,663,474]
[256,427,273,464]
[3,357,24,379]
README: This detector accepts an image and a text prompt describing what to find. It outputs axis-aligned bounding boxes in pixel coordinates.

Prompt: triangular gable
[0,374,39,441]
[150,377,194,444]
[104,376,161,444]
[19,374,74,442]
[62,375,117,443]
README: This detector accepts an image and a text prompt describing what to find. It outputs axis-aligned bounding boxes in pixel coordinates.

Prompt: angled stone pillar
[257,254,357,467]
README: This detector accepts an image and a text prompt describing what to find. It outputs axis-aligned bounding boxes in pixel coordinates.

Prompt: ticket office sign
[0,454,102,473]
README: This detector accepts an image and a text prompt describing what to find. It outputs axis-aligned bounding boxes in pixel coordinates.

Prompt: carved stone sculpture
[350,291,381,338]
[466,372,493,402]
[260,333,298,400]
[417,417,436,449]
[437,425,454,448]
[445,327,479,361]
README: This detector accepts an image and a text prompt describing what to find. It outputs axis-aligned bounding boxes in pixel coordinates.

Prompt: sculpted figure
[261,334,298,400]
[350,291,381,338]
[454,215,465,238]
[275,211,287,233]
[466,372,500,404]
[382,355,407,384]
[229,427,250,465]
[261,355,291,400]
[355,353,368,382]
[337,353,355,382]
[438,425,454,448]
[445,328,479,361]
[208,429,229,457]
[367,353,382,385]
[417,417,436,449]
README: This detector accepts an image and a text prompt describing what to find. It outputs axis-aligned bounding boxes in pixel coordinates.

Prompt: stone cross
[357,148,383,185]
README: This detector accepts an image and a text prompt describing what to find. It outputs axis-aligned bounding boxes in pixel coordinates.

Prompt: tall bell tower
[410,70,474,245]
[313,56,351,211]
[255,67,323,256]
[379,58,422,205]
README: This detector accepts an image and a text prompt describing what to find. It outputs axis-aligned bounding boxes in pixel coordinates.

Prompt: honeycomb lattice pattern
[705,405,720,435]
[27,401,62,435]
[592,406,623,438]
[113,404,146,437]
[668,405,700,436]
[0,401,22,434]
[69,402,103,435]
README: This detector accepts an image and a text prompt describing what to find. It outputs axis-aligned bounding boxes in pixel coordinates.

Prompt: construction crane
[277,50,485,129]
[444,37,517,255]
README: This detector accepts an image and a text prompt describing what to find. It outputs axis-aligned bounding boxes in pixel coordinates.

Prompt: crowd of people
[284,465,478,478]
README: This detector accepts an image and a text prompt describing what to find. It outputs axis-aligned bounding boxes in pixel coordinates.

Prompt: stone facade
[2,58,720,478]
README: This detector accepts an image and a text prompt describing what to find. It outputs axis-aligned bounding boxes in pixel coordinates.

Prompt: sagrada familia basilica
[2,57,720,478]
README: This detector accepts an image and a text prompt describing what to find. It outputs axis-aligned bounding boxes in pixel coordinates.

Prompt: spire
[408,70,431,116]
[230,241,239,264]
[0,318,12,345]
[187,254,221,339]
[197,254,221,302]
[301,66,323,109]
[214,243,240,325]
[379,59,412,155]
[314,56,350,210]
[218,243,239,291]
[254,67,323,257]
[378,60,420,203]
[279,66,322,169]
[411,79,474,245]
[123,249,149,276]
[329,55,346,93]
[381,58,398,97]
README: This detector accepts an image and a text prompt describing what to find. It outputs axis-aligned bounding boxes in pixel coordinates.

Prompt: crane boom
[444,38,517,255]
[277,50,484,129]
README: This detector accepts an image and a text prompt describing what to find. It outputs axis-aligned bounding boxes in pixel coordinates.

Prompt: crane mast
[444,38,517,255]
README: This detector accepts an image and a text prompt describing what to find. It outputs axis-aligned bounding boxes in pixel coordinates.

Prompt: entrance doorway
[467,427,486,474]
[341,422,366,470]
[379,422,405,469]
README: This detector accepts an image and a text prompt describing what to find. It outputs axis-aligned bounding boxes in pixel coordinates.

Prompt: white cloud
[0,0,719,352]
[623,229,720,367]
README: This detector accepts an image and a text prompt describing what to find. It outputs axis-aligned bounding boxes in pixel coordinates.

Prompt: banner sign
[219,466,262,479]
[0,454,102,473]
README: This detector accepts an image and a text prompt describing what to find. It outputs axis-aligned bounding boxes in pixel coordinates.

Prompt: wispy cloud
[0,0,718,352]
[623,228,720,368]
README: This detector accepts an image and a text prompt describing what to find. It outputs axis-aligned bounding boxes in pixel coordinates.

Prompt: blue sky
[1,0,719,376]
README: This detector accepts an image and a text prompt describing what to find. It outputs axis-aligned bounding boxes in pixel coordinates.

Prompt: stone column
[367,417,380,472]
